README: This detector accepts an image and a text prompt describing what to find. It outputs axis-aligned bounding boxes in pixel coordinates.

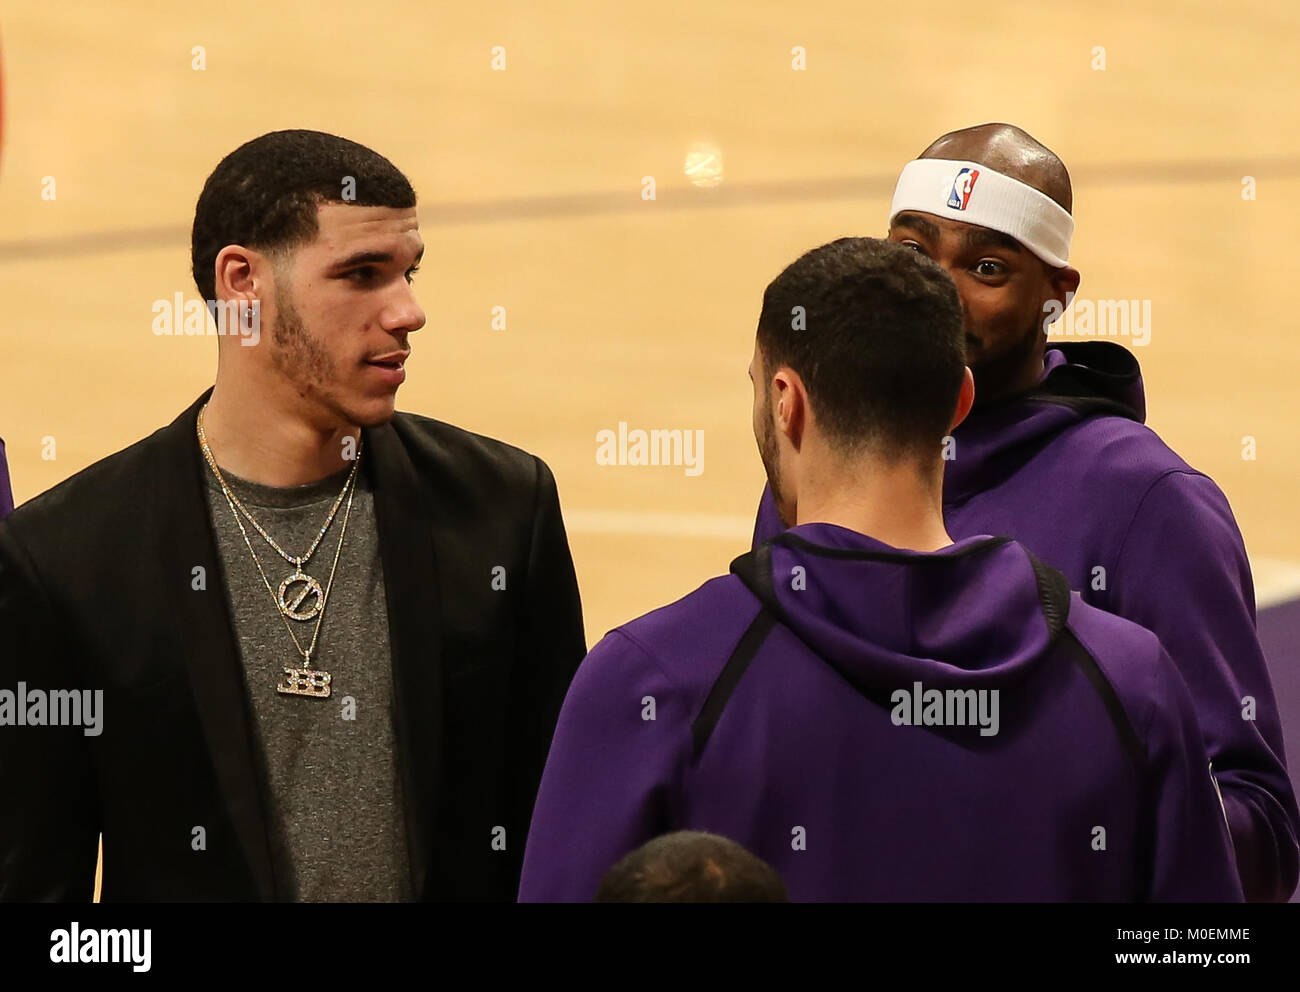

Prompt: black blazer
[0,391,586,901]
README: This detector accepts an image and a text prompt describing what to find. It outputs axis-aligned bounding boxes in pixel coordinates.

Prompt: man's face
[265,203,425,428]
[888,211,1053,403]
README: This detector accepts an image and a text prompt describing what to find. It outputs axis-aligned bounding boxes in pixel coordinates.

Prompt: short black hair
[595,831,789,903]
[191,129,417,304]
[756,237,965,461]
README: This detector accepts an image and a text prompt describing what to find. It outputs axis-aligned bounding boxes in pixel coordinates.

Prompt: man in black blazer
[0,130,586,901]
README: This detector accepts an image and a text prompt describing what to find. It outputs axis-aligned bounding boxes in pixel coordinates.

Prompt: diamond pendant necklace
[197,405,361,697]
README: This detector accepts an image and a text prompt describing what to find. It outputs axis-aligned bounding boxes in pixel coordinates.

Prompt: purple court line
[2,155,1299,262]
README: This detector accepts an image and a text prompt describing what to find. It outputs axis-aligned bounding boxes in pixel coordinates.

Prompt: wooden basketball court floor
[1,1,1299,897]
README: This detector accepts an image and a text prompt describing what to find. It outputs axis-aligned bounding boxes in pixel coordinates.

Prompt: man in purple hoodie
[750,125,1299,902]
[519,238,1241,902]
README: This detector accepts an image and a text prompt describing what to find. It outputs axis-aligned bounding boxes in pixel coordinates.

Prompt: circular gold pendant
[278,571,324,621]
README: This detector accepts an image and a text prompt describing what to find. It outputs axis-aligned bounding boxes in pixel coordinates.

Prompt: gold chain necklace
[196,405,360,698]
[197,407,360,623]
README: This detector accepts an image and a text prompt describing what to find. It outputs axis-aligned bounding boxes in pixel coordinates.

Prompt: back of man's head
[756,237,966,463]
[595,831,789,903]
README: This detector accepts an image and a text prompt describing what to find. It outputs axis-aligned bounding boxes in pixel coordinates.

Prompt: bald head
[921,123,1072,214]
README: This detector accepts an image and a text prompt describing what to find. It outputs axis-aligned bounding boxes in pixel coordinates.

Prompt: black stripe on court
[691,608,776,761]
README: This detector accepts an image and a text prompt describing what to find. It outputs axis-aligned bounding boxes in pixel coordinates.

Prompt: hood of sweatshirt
[730,522,1071,704]
[945,341,1145,506]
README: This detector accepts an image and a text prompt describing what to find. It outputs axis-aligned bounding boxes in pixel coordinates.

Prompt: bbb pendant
[278,666,332,698]
[278,570,324,621]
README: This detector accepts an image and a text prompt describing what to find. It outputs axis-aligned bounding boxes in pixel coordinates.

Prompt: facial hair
[758,397,793,527]
[270,282,334,395]
[969,314,1043,409]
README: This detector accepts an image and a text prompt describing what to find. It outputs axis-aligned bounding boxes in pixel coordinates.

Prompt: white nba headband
[888,158,1074,267]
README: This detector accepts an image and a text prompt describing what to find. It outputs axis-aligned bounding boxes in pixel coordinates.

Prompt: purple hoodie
[753,341,1299,901]
[0,438,12,520]
[519,524,1243,902]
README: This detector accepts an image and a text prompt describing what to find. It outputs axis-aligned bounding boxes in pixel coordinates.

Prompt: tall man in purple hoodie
[519,237,1242,902]
[750,125,1299,902]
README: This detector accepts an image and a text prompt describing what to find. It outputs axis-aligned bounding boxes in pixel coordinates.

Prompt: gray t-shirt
[202,456,412,902]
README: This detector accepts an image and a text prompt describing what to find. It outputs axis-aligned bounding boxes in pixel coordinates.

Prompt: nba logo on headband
[891,158,1074,267]
[947,168,979,211]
